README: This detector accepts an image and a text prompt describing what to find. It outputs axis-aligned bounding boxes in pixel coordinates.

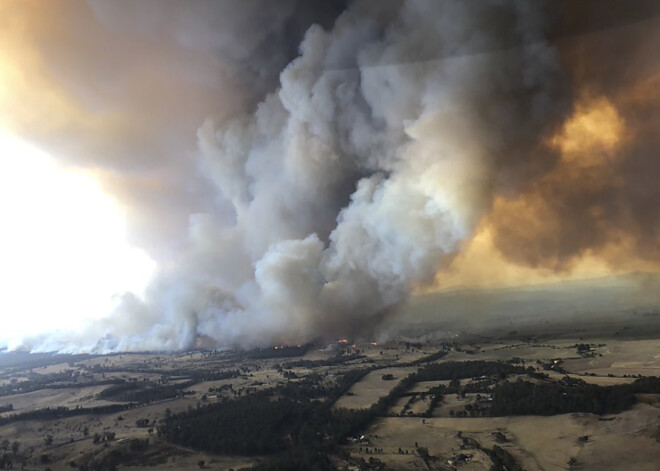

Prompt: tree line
[490,376,660,416]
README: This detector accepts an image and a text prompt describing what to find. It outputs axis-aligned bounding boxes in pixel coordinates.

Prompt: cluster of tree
[274,374,330,402]
[0,405,12,413]
[488,445,523,471]
[452,401,490,418]
[461,378,497,394]
[0,352,89,372]
[92,431,116,444]
[159,391,313,456]
[194,369,241,382]
[490,376,660,416]
[158,360,559,470]
[0,403,133,427]
[0,372,118,397]
[97,381,143,399]
[158,368,380,470]
[0,453,12,469]
[0,440,20,455]
[73,438,152,471]
[129,438,149,452]
[151,368,242,384]
[85,363,239,384]
[404,342,423,349]
[414,360,529,382]
[282,370,298,380]
[575,343,593,354]
[452,432,523,470]
[97,380,195,404]
[281,352,361,369]
[537,359,568,374]
[79,448,122,471]
[241,345,310,360]
[330,361,531,427]
[405,349,448,366]
[423,386,445,417]
[399,395,418,416]
[135,418,150,428]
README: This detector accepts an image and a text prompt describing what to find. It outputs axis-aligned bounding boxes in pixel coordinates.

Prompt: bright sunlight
[0,131,155,349]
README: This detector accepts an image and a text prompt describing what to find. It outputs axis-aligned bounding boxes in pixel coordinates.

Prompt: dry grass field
[333,367,417,410]
[347,403,660,471]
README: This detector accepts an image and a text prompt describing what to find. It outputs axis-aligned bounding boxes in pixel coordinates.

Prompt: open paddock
[348,403,660,471]
[333,367,416,410]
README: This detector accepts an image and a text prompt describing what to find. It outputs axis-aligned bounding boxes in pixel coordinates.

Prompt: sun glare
[0,131,156,349]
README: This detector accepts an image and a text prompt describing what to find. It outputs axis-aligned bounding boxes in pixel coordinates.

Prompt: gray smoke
[34,0,567,352]
[20,1,660,352]
[2,0,345,259]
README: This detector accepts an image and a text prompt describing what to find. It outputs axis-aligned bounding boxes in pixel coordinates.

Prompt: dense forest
[159,391,300,455]
[158,369,374,470]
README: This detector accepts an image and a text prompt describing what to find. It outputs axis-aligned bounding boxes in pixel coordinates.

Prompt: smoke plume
[92,0,567,351]
[3,1,660,351]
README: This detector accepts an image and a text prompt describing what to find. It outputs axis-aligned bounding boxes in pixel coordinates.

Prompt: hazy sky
[0,1,659,351]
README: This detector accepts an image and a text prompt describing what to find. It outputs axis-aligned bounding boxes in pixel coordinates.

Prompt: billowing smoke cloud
[76,0,568,351]
[4,1,660,351]
[0,0,346,257]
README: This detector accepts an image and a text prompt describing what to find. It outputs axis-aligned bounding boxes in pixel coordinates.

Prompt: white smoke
[29,0,568,352]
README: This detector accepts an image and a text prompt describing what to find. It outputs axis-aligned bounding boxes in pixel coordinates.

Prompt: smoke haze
[1,1,659,351]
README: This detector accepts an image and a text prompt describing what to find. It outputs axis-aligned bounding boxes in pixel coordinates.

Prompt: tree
[44,435,53,447]
[135,418,150,428]
[11,441,19,456]
[1,440,8,451]
[198,460,205,468]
